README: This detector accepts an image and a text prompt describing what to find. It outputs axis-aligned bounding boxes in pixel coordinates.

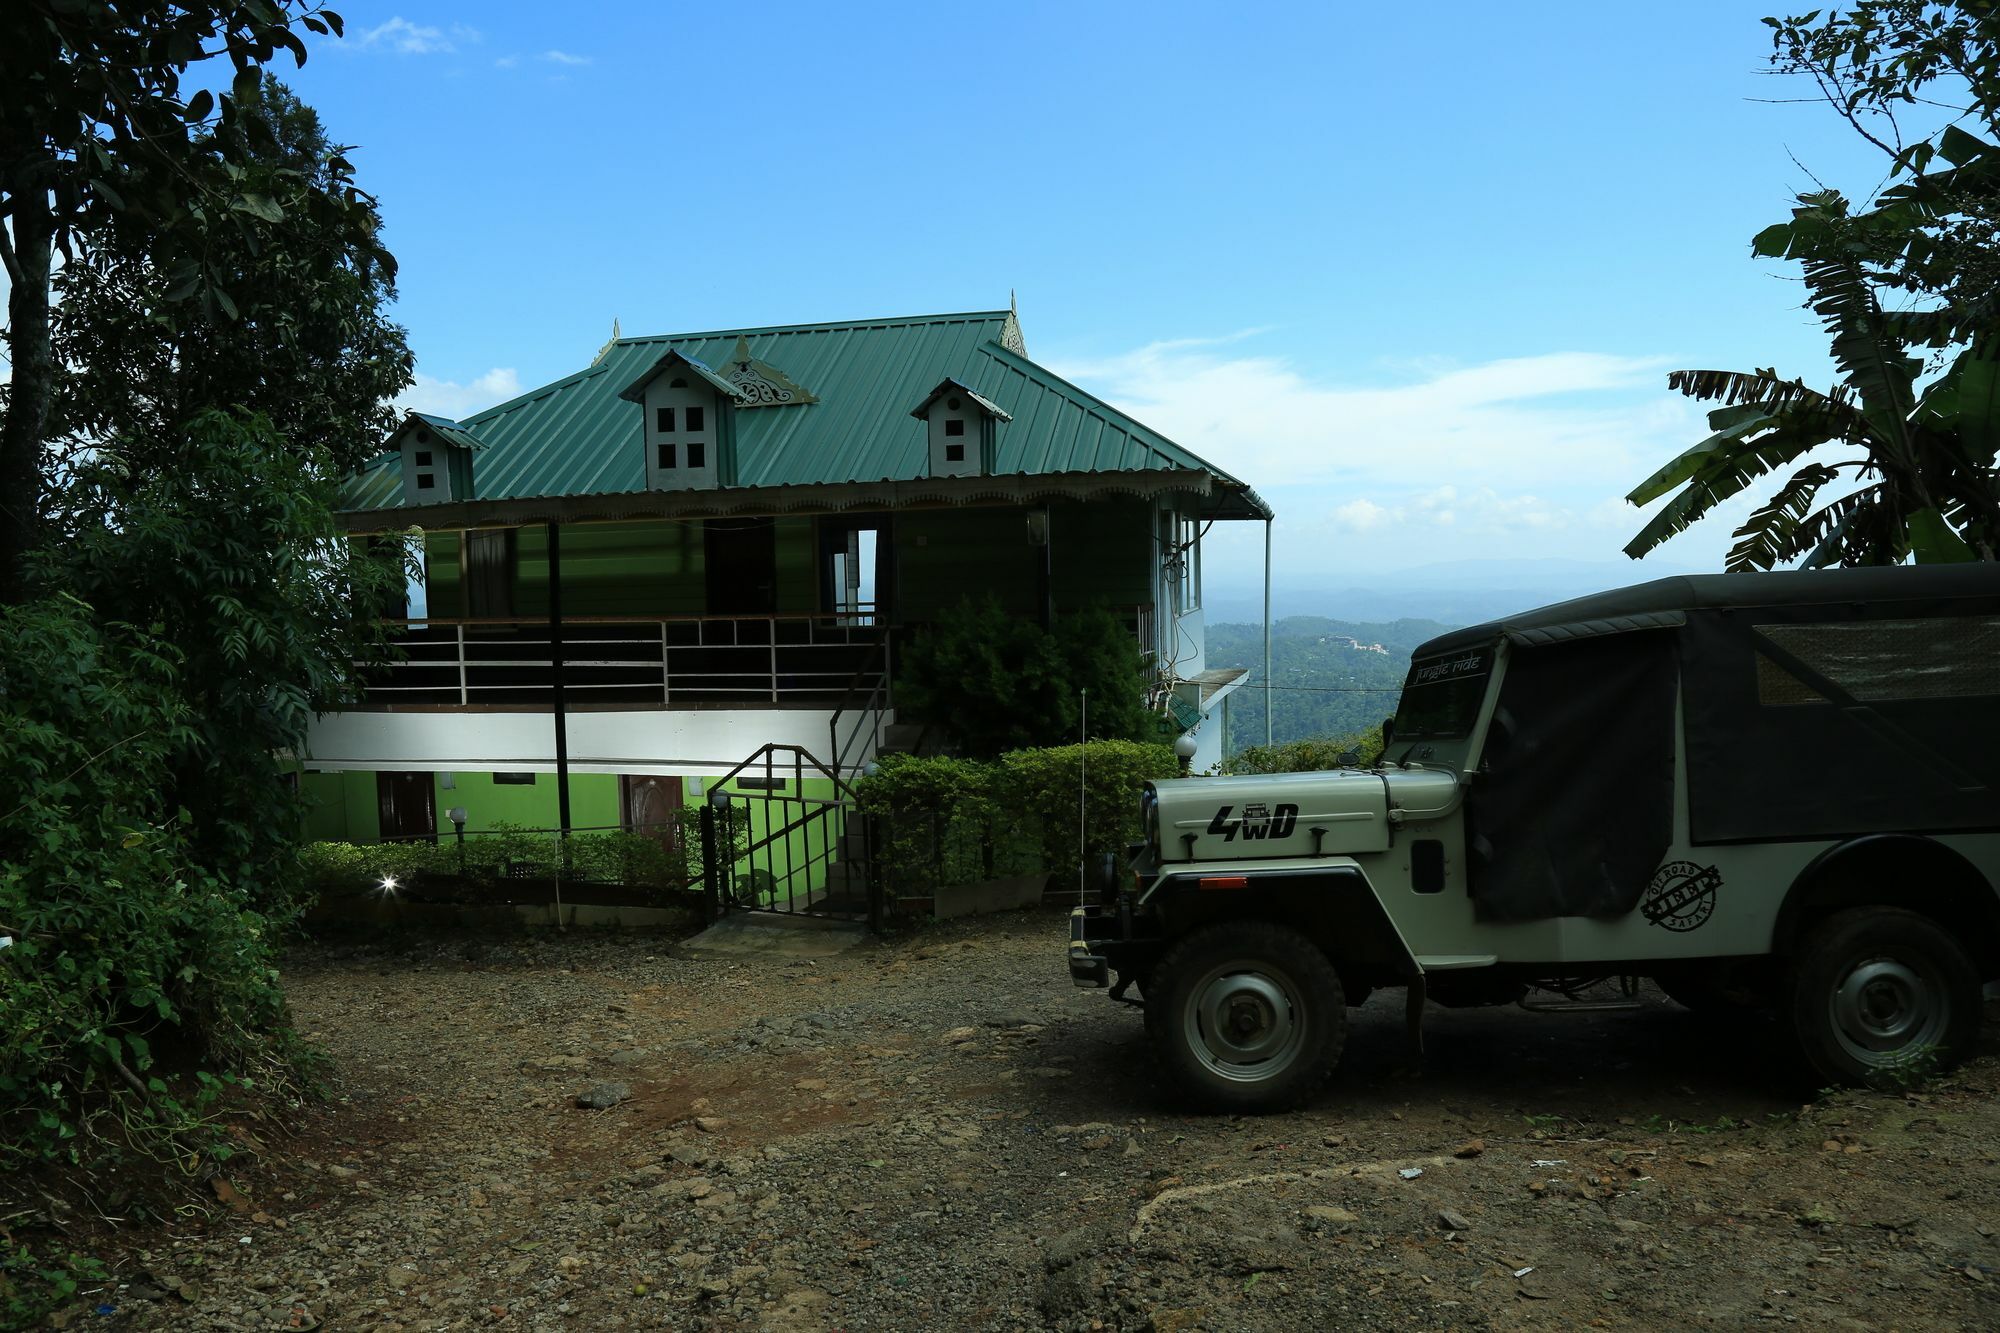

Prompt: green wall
[893,500,1154,623]
[409,505,1152,628]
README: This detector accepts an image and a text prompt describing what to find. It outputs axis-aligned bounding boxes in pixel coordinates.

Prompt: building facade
[302,308,1268,844]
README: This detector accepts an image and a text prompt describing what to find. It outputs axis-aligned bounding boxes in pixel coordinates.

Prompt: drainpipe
[1263,517,1273,748]
[549,520,573,837]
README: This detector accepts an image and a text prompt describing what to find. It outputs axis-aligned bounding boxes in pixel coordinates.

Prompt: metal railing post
[456,624,468,706]
[699,802,720,924]
[769,624,779,703]
[661,621,670,706]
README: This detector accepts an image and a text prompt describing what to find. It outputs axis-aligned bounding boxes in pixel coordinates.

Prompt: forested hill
[1205,617,1455,754]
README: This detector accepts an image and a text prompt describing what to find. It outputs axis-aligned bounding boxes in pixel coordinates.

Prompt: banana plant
[1627,173,1999,570]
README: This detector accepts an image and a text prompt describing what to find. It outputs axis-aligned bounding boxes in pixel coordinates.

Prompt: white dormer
[618,349,743,491]
[390,412,482,505]
[909,379,1011,478]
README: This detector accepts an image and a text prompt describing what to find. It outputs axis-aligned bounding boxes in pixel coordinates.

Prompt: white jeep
[1070,564,2000,1111]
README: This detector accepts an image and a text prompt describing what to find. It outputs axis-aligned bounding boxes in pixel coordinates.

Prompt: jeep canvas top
[1070,563,2000,1112]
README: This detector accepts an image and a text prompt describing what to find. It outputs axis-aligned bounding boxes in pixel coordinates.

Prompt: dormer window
[619,349,743,492]
[909,379,1011,479]
[390,413,483,505]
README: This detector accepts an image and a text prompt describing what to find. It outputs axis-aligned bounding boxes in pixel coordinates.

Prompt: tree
[0,1,368,601]
[1625,3,1999,568]
[53,77,412,477]
[896,598,1154,757]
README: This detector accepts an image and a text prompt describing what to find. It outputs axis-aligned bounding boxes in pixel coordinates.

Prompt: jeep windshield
[1393,644,1494,740]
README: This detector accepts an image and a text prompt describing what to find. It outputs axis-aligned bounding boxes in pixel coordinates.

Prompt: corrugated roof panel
[342,310,1265,516]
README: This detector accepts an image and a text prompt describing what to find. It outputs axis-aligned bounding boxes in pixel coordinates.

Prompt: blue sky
[276,1,1894,595]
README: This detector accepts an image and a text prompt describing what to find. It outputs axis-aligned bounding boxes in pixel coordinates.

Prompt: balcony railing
[357,611,887,709]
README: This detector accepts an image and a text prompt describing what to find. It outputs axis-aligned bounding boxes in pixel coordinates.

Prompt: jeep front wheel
[1787,907,1981,1087]
[1144,921,1345,1113]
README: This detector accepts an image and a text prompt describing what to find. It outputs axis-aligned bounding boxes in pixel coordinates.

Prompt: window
[669,377,688,389]
[492,772,536,785]
[1756,616,2000,705]
[656,407,675,433]
[945,443,965,462]
[658,443,676,470]
[465,528,515,618]
[689,441,707,469]
[735,775,787,791]
[944,418,965,437]
[947,397,962,410]
[414,450,433,467]
[416,473,436,490]
[686,406,706,432]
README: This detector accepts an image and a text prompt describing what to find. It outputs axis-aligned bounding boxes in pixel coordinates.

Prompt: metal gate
[698,744,885,931]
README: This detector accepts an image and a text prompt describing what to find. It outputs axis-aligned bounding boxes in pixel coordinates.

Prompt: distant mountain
[1205,616,1455,753]
[1204,557,1701,627]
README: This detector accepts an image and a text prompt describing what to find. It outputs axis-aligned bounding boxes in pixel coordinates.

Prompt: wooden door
[704,520,778,615]
[622,775,683,852]
[376,771,437,843]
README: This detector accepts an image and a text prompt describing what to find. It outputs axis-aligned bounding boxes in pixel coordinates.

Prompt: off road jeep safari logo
[1642,860,1721,932]
[1206,802,1299,843]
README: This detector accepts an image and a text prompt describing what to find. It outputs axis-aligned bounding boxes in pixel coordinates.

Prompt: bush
[854,740,1177,897]
[0,599,304,1184]
[297,812,728,906]
[895,597,1153,756]
[1000,739,1180,875]
[1223,726,1384,775]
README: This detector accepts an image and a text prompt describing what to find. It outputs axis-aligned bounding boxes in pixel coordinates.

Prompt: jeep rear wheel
[1788,907,1980,1087]
[1144,921,1345,1113]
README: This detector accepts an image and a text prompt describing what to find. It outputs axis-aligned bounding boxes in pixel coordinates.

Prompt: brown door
[705,520,778,615]
[622,775,683,852]
[376,772,437,843]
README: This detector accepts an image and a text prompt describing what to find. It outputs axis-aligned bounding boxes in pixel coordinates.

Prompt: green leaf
[1937,125,1992,168]
[233,193,284,224]
[1908,508,1975,564]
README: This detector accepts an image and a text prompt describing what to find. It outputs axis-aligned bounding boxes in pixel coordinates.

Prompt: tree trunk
[0,186,54,604]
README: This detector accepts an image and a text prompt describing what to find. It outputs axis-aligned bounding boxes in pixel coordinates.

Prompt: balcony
[355,612,888,710]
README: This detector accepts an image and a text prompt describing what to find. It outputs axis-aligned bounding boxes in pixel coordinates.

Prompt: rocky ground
[55,909,2000,1331]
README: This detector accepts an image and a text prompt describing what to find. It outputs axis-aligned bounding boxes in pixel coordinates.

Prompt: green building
[304,307,1269,848]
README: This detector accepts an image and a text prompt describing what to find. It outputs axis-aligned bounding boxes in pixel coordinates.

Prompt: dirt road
[83,910,2000,1331]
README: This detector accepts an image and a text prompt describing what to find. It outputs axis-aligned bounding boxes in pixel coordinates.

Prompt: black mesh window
[1758,617,2000,703]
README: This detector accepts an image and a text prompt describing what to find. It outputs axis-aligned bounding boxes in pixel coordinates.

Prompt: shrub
[1223,726,1384,775]
[1000,740,1180,876]
[0,598,304,1185]
[854,740,1177,897]
[896,596,1152,756]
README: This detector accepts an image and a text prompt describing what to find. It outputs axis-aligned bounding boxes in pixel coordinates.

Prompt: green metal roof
[344,310,1269,519]
[405,411,488,452]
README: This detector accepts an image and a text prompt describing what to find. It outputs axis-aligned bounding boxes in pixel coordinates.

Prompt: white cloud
[353,18,479,55]
[1050,335,1754,578]
[541,50,591,66]
[495,54,520,69]
[397,368,522,420]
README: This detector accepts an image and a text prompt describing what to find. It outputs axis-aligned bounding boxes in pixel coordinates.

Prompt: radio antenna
[1078,688,1088,908]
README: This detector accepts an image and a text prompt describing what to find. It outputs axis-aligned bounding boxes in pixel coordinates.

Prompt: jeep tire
[1787,907,1981,1087]
[1144,921,1345,1113]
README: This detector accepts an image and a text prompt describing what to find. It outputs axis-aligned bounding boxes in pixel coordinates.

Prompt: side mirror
[1380,717,1396,753]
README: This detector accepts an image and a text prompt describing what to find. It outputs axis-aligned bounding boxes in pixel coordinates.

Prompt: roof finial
[1010,288,1017,316]
[591,317,623,366]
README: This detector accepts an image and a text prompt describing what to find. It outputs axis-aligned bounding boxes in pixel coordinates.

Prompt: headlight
[1141,787,1160,848]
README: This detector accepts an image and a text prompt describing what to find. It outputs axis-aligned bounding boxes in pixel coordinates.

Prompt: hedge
[855,740,1178,897]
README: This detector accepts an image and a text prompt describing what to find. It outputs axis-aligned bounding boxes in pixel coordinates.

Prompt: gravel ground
[62,908,2000,1331]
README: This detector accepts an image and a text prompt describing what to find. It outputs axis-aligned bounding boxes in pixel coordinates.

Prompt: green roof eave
[335,468,1257,533]
[616,349,744,404]
[909,378,1012,422]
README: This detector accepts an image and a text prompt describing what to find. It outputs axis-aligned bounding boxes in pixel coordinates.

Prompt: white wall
[397,425,455,503]
[643,378,721,490]
[305,707,869,777]
[926,397,980,477]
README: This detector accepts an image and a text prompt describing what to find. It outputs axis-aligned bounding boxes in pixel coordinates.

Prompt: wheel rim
[1182,960,1308,1084]
[1827,954,1950,1066]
